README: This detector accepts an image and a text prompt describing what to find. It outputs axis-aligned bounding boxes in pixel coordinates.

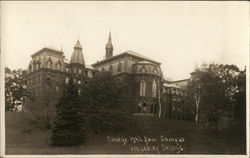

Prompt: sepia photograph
[0,1,249,157]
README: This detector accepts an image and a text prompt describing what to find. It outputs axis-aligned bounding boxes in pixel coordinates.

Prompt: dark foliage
[51,78,86,146]
[5,67,27,111]
[187,63,245,130]
[80,72,133,134]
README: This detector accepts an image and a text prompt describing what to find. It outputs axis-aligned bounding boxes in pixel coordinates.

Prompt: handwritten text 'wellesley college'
[107,136,185,154]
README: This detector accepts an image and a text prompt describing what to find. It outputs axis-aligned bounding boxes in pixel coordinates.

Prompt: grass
[5,112,246,155]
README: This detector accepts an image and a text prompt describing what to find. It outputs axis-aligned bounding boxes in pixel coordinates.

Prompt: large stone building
[24,32,192,119]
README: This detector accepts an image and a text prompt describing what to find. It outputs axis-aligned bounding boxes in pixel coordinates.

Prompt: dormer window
[140,66,146,73]
[152,67,158,74]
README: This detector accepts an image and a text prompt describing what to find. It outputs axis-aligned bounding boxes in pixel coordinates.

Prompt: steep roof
[70,40,85,65]
[74,40,82,49]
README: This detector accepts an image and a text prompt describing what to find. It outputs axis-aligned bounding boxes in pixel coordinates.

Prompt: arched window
[140,80,146,96]
[152,81,157,97]
[109,65,113,74]
[138,103,142,113]
[142,103,147,113]
[151,104,154,114]
[47,60,52,69]
[66,67,69,73]
[78,79,81,84]
[152,66,158,74]
[56,61,61,71]
[73,68,77,74]
[35,63,38,71]
[88,71,93,78]
[117,63,122,72]
[65,77,69,84]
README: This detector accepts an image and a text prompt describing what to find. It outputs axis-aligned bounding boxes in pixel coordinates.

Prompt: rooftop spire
[70,38,85,66]
[74,39,82,49]
[108,30,112,44]
[105,30,113,59]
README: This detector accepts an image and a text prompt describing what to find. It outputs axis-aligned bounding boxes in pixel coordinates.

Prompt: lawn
[5,112,246,155]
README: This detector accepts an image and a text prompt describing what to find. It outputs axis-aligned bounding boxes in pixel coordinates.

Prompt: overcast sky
[1,1,249,80]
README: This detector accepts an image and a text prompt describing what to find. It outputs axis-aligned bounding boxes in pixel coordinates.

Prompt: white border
[0,1,6,157]
[0,1,249,158]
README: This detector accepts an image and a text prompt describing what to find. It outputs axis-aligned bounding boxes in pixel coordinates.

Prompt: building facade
[24,32,192,119]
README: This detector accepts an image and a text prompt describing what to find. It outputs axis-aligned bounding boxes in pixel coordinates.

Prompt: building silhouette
[24,32,191,119]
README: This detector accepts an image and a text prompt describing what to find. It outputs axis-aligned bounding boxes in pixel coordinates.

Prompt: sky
[1,1,249,80]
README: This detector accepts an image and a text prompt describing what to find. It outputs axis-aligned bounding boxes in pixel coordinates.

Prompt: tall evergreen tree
[80,72,132,133]
[51,78,85,146]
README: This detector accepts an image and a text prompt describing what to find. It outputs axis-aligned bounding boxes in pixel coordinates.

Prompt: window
[38,62,41,69]
[78,79,81,84]
[140,80,146,96]
[88,71,93,78]
[117,63,122,72]
[56,64,61,71]
[35,63,38,71]
[142,103,147,113]
[173,106,175,111]
[47,75,50,81]
[47,58,52,69]
[152,66,158,74]
[66,68,69,73]
[140,66,146,73]
[152,81,157,97]
[101,68,105,73]
[109,65,113,74]
[78,68,82,74]
[65,77,69,83]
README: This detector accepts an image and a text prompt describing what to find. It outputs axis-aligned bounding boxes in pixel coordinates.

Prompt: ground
[5,112,246,155]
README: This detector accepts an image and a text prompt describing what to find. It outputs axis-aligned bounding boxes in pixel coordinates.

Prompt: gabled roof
[163,83,182,89]
[163,76,173,82]
[125,50,159,63]
[92,50,161,67]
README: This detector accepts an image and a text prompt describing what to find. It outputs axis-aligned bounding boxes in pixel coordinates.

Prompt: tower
[70,39,85,67]
[105,31,113,59]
